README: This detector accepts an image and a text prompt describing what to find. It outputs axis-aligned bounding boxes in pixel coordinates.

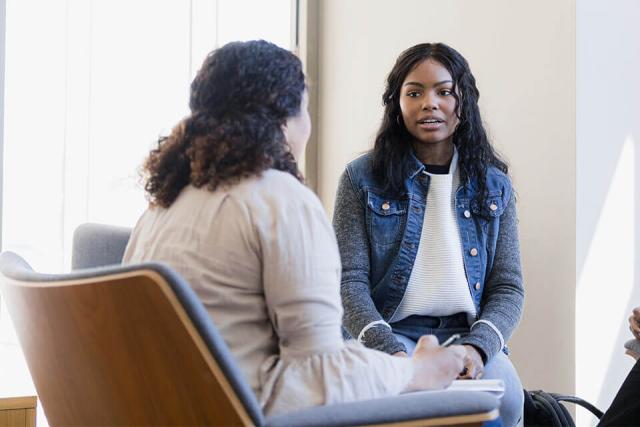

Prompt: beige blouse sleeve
[245,173,414,415]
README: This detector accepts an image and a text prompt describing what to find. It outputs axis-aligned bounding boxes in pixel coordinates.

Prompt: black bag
[523,389,604,427]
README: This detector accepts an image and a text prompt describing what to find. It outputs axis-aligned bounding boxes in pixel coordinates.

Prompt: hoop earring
[396,114,402,126]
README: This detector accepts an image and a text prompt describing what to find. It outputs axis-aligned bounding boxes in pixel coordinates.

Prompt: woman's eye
[407,91,421,97]
[440,89,452,96]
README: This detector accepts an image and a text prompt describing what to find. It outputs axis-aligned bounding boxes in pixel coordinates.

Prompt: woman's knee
[483,353,523,426]
[500,381,524,426]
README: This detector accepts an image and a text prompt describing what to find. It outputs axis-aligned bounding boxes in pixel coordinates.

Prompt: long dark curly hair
[372,43,508,204]
[143,40,305,207]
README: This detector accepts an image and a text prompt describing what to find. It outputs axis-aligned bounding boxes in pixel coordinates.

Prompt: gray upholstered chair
[0,223,501,426]
[72,222,132,269]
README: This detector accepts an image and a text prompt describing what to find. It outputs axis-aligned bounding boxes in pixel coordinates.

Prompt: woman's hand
[404,335,466,392]
[458,345,485,379]
[626,349,640,361]
[629,307,640,340]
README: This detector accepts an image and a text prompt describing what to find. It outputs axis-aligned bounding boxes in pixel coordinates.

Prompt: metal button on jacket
[463,210,471,218]
[489,203,498,211]
[382,202,390,211]
[475,282,481,290]
[470,248,478,256]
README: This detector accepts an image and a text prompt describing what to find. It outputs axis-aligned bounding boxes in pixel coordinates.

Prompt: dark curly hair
[144,40,305,207]
[372,42,508,204]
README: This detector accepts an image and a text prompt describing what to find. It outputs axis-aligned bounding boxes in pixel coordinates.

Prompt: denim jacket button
[490,203,498,211]
[470,248,478,256]
[474,282,481,290]
[463,210,471,218]
[413,206,421,214]
[382,202,390,211]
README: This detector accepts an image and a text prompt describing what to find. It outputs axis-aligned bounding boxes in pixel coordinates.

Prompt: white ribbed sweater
[390,150,476,322]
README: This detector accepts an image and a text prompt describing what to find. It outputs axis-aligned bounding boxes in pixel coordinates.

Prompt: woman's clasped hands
[395,335,486,386]
[627,307,640,360]
[629,307,640,341]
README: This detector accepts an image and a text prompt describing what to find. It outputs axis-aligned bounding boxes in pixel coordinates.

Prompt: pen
[441,333,461,347]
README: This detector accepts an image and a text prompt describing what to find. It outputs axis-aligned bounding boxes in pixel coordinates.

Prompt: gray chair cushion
[265,390,499,427]
[72,223,131,269]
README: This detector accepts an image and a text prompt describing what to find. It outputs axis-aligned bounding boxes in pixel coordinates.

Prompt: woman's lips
[417,121,444,131]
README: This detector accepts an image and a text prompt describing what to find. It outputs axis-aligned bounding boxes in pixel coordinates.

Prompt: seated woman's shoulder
[261,169,311,193]
[345,152,374,174]
[233,169,321,208]
[485,165,513,191]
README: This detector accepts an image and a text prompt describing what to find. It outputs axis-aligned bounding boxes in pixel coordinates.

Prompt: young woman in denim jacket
[333,43,525,427]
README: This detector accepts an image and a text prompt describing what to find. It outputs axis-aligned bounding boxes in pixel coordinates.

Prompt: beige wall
[316,0,576,394]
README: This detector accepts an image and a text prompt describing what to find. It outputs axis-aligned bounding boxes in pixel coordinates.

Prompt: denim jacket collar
[406,146,473,192]
[406,150,426,180]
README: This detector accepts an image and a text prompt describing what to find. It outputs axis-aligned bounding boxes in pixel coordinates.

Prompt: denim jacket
[333,151,524,362]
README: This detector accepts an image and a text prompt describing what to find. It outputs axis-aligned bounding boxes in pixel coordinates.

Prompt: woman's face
[283,90,311,162]
[399,59,459,149]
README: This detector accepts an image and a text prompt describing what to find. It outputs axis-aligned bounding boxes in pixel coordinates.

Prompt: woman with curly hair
[123,40,467,416]
[333,43,525,426]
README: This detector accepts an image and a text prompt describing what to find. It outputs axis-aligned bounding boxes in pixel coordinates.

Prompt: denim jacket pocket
[471,191,506,219]
[366,192,407,246]
[469,192,507,244]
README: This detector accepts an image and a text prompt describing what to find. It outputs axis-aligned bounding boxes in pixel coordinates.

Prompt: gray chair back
[72,223,131,269]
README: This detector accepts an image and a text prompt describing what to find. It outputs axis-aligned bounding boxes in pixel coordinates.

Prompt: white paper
[446,379,505,399]
[403,379,505,400]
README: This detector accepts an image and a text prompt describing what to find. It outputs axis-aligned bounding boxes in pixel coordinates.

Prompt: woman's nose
[421,95,437,110]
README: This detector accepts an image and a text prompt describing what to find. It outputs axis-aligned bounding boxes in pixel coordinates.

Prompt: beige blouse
[123,169,413,415]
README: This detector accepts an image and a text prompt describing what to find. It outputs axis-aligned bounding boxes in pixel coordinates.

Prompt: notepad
[446,379,505,399]
[404,379,505,400]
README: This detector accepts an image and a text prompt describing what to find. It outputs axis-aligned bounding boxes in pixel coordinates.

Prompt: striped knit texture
[390,151,476,322]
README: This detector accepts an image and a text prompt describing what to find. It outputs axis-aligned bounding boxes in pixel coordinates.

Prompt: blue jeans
[392,313,523,427]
